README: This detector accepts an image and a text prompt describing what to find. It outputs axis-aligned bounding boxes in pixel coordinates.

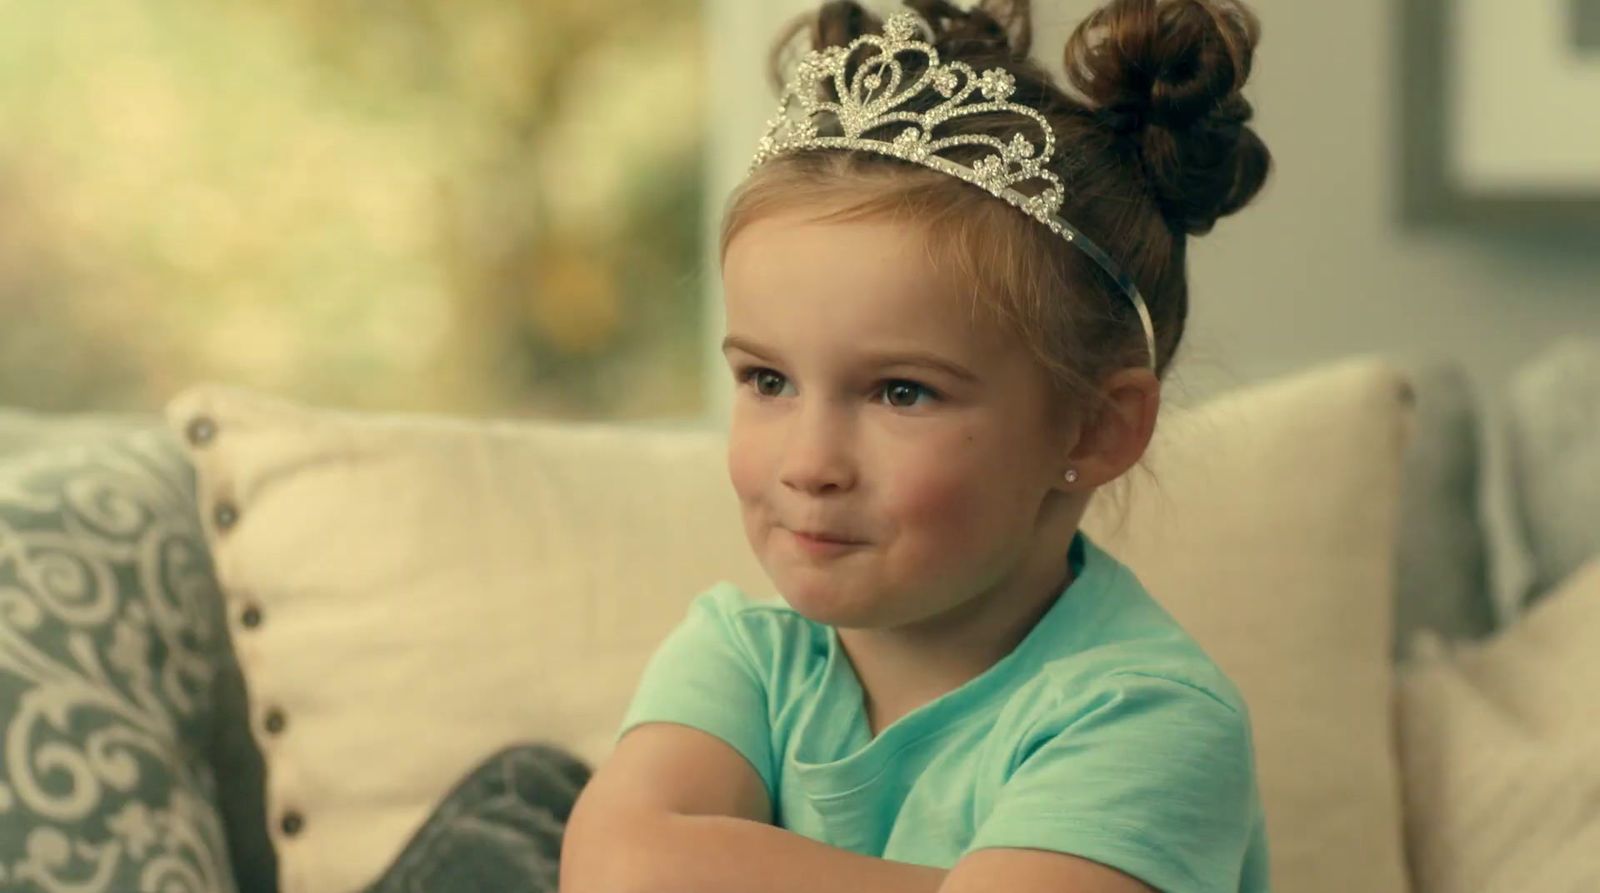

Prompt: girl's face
[721,207,1078,631]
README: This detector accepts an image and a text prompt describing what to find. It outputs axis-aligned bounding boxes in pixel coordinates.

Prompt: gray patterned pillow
[0,429,240,892]
[1392,362,1496,656]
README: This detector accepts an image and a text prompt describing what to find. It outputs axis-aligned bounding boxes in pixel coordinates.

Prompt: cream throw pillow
[1398,558,1600,893]
[165,356,1413,893]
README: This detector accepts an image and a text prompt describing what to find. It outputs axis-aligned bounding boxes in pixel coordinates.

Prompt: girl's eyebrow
[722,335,978,385]
[720,335,772,359]
[864,350,979,384]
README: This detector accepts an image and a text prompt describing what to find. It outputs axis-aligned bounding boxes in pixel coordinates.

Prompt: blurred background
[1,0,1596,421]
[0,0,706,420]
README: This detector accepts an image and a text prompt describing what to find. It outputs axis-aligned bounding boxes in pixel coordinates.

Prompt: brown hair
[720,0,1272,417]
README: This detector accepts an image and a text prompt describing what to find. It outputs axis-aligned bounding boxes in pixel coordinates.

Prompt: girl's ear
[1058,367,1161,490]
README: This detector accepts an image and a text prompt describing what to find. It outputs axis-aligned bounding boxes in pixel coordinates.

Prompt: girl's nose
[778,408,856,495]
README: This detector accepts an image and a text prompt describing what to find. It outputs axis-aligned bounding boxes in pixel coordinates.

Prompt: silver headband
[749,9,1158,372]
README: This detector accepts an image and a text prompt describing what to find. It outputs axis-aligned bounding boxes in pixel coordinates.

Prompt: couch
[1,342,1596,893]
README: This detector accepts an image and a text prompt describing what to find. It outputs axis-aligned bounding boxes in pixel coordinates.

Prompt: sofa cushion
[0,428,241,892]
[163,387,773,893]
[165,356,1414,893]
[1397,558,1600,893]
[1506,337,1600,604]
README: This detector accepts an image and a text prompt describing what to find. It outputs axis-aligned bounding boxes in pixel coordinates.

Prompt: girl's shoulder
[685,581,809,636]
[1060,536,1251,717]
[1014,633,1253,736]
[679,581,829,673]
[1001,554,1252,736]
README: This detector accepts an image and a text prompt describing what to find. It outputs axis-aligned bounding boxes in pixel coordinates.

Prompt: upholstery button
[280,811,305,837]
[264,708,288,736]
[213,502,239,531]
[185,415,218,447]
[241,604,263,629]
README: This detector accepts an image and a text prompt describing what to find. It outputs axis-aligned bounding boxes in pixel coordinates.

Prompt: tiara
[750,9,1157,372]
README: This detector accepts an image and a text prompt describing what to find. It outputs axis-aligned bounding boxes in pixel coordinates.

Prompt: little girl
[562,1,1273,891]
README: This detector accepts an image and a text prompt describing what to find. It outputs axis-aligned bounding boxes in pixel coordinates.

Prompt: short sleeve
[966,672,1261,893]
[616,585,777,801]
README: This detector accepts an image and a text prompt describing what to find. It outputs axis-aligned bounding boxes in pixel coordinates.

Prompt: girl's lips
[793,529,861,544]
[788,529,866,557]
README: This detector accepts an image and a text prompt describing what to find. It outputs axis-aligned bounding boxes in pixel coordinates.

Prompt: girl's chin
[784,600,880,630]
[770,572,893,629]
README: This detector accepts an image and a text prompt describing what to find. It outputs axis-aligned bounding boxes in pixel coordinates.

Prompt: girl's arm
[559,722,947,893]
[939,848,1154,893]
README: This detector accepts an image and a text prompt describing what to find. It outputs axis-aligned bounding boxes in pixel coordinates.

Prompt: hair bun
[902,0,1033,60]
[807,0,876,53]
[790,0,1032,66]
[1063,0,1272,235]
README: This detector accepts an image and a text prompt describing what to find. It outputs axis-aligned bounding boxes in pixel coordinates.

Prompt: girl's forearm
[620,811,948,893]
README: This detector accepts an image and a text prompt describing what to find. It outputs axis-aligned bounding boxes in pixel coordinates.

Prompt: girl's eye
[880,379,937,408]
[741,367,792,398]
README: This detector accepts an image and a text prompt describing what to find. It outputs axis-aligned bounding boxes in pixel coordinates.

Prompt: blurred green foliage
[0,0,706,418]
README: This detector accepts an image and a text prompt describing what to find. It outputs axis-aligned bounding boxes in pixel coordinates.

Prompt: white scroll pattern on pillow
[0,433,236,893]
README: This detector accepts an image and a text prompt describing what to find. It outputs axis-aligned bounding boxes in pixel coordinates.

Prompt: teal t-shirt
[616,531,1271,893]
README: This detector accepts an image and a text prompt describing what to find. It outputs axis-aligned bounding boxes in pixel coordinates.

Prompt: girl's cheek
[726,429,767,504]
[886,456,987,537]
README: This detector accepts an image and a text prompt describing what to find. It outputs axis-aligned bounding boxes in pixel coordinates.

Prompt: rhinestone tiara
[750,8,1157,372]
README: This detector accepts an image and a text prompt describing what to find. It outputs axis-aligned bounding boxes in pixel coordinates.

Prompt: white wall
[704,0,1600,410]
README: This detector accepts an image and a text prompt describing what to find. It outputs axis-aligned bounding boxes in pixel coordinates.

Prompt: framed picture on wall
[1401,0,1600,223]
